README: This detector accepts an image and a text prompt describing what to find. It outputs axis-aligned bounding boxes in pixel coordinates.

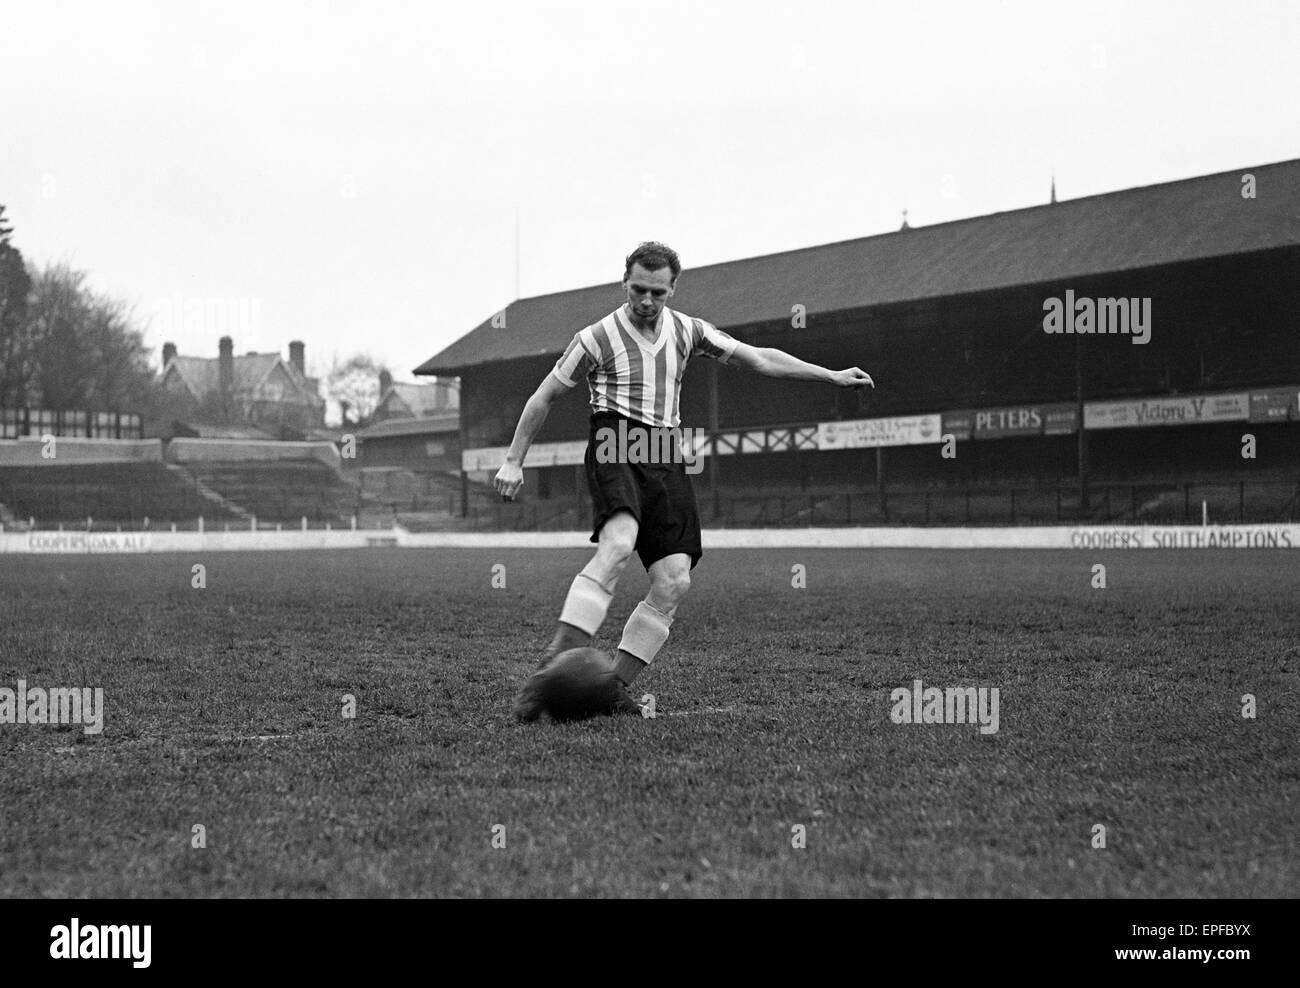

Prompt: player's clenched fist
[834,367,874,389]
[494,461,524,500]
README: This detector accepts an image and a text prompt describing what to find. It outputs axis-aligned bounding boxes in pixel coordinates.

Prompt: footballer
[496,242,874,719]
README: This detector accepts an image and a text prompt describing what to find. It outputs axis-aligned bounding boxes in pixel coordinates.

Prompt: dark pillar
[707,362,720,516]
[218,336,234,421]
[876,446,886,516]
[1076,332,1089,510]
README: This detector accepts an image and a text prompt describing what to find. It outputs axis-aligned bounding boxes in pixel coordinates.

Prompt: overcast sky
[3,0,1297,397]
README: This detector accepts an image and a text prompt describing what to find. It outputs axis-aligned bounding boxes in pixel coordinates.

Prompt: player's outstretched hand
[835,367,874,390]
[494,462,524,500]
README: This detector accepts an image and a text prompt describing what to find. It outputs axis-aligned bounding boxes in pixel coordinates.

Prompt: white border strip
[0,530,386,554]
[1,524,1295,554]
[399,525,1299,550]
[392,525,1300,550]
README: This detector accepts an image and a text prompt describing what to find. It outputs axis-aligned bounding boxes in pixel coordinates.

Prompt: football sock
[557,572,613,637]
[612,650,647,686]
[614,601,672,685]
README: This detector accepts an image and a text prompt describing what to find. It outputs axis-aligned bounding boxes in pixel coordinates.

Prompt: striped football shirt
[551,305,739,428]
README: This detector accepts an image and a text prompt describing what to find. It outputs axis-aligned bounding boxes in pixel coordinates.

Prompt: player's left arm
[729,340,874,389]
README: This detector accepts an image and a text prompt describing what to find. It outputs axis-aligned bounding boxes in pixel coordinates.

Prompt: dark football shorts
[585,410,704,571]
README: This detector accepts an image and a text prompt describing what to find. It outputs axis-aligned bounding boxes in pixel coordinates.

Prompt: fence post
[351,514,357,531]
[301,516,307,532]
[251,514,257,531]
[198,516,204,534]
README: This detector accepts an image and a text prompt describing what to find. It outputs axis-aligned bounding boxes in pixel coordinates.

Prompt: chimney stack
[162,341,177,370]
[379,369,393,398]
[218,336,234,395]
[288,340,305,376]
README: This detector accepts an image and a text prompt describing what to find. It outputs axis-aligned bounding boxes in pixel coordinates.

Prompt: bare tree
[325,352,386,427]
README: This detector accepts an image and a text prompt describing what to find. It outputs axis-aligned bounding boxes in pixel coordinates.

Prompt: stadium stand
[0,462,240,529]
[176,460,360,526]
[694,475,1298,528]
[406,158,1300,533]
[9,163,1298,536]
[356,467,500,530]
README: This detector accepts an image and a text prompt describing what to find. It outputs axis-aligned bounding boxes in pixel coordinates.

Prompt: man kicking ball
[495,241,874,719]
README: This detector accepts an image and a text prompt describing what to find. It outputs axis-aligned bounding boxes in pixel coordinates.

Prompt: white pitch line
[658,705,754,718]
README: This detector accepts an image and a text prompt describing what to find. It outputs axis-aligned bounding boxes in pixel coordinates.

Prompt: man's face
[623,263,675,324]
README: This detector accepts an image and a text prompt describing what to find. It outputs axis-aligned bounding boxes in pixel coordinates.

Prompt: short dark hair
[624,241,681,283]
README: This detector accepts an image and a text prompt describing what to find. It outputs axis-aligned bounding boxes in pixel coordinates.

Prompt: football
[513,647,627,722]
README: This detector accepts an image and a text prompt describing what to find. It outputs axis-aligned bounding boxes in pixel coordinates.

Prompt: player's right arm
[493,372,570,499]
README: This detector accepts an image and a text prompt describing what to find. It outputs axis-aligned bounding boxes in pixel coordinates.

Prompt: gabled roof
[381,381,458,416]
[415,158,1300,375]
[164,356,217,397]
[165,353,323,406]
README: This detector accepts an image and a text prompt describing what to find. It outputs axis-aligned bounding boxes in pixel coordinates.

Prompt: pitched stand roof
[356,411,461,440]
[415,159,1300,376]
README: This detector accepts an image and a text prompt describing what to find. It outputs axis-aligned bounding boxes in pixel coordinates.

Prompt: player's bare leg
[612,552,691,686]
[540,509,639,666]
[515,511,641,720]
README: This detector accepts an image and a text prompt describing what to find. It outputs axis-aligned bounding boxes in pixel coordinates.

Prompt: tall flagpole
[514,205,520,300]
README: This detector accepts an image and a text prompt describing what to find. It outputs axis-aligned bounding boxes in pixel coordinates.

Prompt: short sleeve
[691,319,738,364]
[552,331,596,387]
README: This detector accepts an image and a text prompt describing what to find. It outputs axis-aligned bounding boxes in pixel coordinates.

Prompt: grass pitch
[1,547,1296,897]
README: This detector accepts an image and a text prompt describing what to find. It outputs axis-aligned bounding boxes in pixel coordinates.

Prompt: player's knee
[653,568,691,605]
[599,527,637,564]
